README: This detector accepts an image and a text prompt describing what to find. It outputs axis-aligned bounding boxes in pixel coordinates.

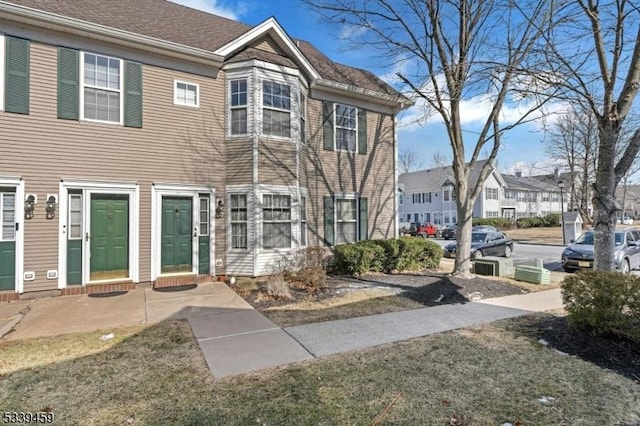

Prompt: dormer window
[262,80,291,138]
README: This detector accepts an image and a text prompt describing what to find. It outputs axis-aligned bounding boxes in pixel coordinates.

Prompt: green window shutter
[359,197,368,241]
[358,108,368,155]
[57,47,79,120]
[323,196,335,246]
[124,61,143,128]
[5,36,30,114]
[323,101,334,151]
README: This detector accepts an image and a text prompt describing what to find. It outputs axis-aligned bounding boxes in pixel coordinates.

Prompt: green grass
[1,319,638,425]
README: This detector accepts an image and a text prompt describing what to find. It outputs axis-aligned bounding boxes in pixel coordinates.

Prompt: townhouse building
[398,160,506,228]
[0,0,410,300]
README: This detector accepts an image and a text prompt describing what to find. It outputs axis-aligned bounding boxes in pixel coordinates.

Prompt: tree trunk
[452,167,474,277]
[593,126,619,270]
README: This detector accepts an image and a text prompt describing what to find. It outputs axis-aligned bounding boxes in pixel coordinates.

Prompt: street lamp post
[558,180,565,245]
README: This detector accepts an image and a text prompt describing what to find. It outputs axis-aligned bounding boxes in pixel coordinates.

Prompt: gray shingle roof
[399,159,492,193]
[6,0,402,99]
[502,174,563,192]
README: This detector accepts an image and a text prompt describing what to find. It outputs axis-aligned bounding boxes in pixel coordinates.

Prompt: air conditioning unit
[514,265,551,285]
[473,257,514,277]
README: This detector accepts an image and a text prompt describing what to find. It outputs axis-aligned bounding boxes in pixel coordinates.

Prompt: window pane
[263,109,291,138]
[336,128,356,151]
[230,194,248,249]
[337,199,356,220]
[84,54,96,85]
[2,194,16,241]
[231,109,247,135]
[231,79,247,107]
[336,222,356,245]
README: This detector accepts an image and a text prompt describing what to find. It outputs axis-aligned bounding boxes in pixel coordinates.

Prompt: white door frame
[58,180,139,288]
[0,177,24,293]
[151,184,214,282]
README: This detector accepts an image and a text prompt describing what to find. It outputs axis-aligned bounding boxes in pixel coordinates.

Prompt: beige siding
[258,140,297,185]
[0,42,227,291]
[251,36,286,55]
[225,139,254,185]
[303,99,396,246]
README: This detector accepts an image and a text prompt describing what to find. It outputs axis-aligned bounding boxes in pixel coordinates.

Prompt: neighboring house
[501,173,567,220]
[615,184,640,219]
[0,0,410,299]
[398,160,506,229]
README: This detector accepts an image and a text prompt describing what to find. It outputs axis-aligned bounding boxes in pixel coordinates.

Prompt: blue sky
[169,0,557,175]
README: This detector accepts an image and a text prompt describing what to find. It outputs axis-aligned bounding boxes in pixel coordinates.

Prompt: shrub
[333,243,383,275]
[266,274,292,300]
[395,237,443,271]
[270,247,329,290]
[332,237,442,275]
[543,213,561,227]
[473,217,512,229]
[562,270,640,343]
[516,217,545,228]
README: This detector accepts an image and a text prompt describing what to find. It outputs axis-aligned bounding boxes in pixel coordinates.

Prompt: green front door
[161,197,193,274]
[0,189,16,291]
[90,194,129,281]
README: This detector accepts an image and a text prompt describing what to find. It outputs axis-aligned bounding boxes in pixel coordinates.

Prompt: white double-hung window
[174,81,199,107]
[82,52,122,123]
[335,104,357,152]
[336,198,357,244]
[263,194,292,249]
[230,79,248,135]
[262,80,291,138]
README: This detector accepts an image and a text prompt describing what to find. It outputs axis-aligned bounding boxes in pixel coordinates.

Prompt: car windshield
[575,231,625,246]
[471,232,487,242]
[574,232,594,245]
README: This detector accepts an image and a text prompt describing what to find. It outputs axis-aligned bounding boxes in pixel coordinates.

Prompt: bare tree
[431,151,450,168]
[541,0,640,270]
[398,148,424,174]
[304,0,557,276]
[545,104,598,225]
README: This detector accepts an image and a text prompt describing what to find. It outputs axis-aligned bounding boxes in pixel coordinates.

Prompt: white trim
[334,193,359,246]
[0,177,24,293]
[0,33,4,112]
[214,17,320,81]
[57,180,139,288]
[79,51,124,125]
[223,60,304,82]
[393,115,399,238]
[0,1,224,68]
[312,79,409,112]
[150,183,214,282]
[173,79,199,108]
[334,103,358,153]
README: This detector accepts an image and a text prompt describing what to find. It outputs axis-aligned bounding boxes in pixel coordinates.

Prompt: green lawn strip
[1,319,638,425]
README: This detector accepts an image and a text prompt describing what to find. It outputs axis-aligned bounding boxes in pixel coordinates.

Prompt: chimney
[554,166,559,179]
[515,171,522,178]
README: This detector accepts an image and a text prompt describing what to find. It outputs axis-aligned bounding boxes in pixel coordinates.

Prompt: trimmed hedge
[333,237,443,275]
[515,213,563,228]
[562,270,640,343]
[473,218,512,229]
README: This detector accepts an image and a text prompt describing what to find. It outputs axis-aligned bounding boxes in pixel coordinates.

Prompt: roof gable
[215,17,320,80]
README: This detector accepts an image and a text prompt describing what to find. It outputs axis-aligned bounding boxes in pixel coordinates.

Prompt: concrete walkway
[0,283,564,379]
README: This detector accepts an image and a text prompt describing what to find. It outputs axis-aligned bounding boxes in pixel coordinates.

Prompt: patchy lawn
[1,317,638,425]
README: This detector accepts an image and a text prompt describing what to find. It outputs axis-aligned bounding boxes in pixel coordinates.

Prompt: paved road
[432,239,565,271]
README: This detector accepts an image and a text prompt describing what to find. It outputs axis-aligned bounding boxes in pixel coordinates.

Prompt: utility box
[514,265,551,285]
[562,212,583,244]
[474,256,515,277]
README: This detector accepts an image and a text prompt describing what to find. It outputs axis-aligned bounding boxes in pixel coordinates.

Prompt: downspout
[394,112,399,238]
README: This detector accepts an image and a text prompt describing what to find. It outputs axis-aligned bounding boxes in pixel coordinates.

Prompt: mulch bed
[514,314,640,382]
[237,271,527,310]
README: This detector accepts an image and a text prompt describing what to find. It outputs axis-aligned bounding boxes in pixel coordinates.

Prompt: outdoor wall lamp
[24,194,36,219]
[215,199,224,219]
[46,195,58,220]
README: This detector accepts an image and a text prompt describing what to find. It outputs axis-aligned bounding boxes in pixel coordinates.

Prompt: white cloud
[397,72,571,135]
[339,24,368,40]
[168,0,246,20]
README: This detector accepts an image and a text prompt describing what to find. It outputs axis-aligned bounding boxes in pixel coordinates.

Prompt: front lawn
[1,316,638,425]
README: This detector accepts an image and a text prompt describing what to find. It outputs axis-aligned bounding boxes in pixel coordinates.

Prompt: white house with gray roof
[398,160,506,229]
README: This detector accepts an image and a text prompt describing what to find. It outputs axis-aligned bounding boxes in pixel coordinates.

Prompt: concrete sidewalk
[0,284,564,379]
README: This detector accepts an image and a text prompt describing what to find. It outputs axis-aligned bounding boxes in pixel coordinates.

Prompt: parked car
[471,225,498,232]
[408,222,441,238]
[442,225,457,240]
[561,229,640,273]
[443,231,513,260]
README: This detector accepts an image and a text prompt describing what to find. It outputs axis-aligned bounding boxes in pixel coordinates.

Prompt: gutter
[0,1,224,67]
[312,78,413,113]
